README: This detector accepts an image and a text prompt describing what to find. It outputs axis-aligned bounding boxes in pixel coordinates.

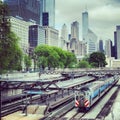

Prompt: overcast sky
[55,0,120,41]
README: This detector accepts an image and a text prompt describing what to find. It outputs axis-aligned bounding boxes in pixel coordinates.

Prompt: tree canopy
[0,1,23,74]
[77,60,90,68]
[24,54,32,71]
[89,52,107,67]
[34,45,77,70]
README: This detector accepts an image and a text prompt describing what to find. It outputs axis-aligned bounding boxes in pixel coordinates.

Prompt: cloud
[55,0,120,40]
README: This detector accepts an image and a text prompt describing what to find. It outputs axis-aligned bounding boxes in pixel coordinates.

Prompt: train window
[80,95,84,100]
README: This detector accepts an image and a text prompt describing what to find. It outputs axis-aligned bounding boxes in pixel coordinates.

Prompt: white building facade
[60,24,69,50]
[43,26,59,47]
[10,16,35,54]
[105,39,112,58]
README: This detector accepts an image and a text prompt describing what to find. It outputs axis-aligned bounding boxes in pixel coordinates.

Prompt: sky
[55,0,120,41]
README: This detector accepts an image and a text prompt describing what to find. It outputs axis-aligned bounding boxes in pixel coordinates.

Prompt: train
[74,75,119,110]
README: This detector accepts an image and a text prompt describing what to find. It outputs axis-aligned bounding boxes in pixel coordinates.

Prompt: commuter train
[75,75,119,110]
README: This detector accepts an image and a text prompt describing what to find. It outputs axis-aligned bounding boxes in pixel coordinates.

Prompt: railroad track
[43,101,75,120]
[96,85,119,119]
[52,85,119,120]
[1,93,74,118]
[1,94,42,117]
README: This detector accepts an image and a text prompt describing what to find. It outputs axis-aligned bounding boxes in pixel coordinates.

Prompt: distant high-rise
[82,11,88,41]
[40,0,55,28]
[114,31,117,59]
[60,24,68,50]
[105,39,112,58]
[114,26,120,59]
[99,39,104,52]
[82,10,97,54]
[61,24,68,41]
[3,0,40,24]
[71,21,79,40]
[87,29,97,54]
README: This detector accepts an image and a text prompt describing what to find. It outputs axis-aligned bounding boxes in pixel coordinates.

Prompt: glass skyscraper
[3,0,40,24]
[82,11,89,41]
[82,10,97,54]
[40,0,55,28]
[116,26,120,59]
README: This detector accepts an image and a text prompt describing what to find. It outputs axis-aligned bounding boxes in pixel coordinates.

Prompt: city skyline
[55,0,120,41]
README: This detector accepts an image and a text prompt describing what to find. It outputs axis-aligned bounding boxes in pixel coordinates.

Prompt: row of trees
[77,52,107,68]
[33,45,77,70]
[24,46,107,71]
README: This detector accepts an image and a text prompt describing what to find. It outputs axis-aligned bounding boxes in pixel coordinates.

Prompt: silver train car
[75,75,119,110]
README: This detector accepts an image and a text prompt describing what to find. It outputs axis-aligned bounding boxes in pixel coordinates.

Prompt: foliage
[77,60,90,68]
[52,46,67,68]
[89,52,107,67]
[34,45,77,70]
[82,54,89,62]
[24,54,32,71]
[0,1,23,74]
[63,51,77,68]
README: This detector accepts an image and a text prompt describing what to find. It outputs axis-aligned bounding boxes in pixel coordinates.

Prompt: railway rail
[1,72,120,120]
[52,82,119,120]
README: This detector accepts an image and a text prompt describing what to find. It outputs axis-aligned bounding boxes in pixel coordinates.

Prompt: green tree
[82,54,89,62]
[52,47,66,68]
[24,54,32,71]
[77,60,90,68]
[0,1,23,74]
[47,48,60,69]
[34,45,60,70]
[34,45,77,69]
[89,52,107,67]
[64,51,77,68]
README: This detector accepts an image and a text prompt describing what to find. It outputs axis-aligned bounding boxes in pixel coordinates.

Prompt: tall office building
[114,26,120,59]
[87,29,97,54]
[71,21,79,40]
[10,16,35,54]
[105,39,112,58]
[61,24,68,41]
[43,26,59,47]
[99,39,104,52]
[82,10,97,54]
[29,25,45,48]
[40,0,55,28]
[82,11,89,41]
[3,0,40,24]
[60,24,68,50]
[114,31,117,59]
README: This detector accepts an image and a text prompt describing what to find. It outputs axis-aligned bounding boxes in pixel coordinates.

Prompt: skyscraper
[82,10,97,54]
[29,25,45,48]
[114,31,117,59]
[114,26,120,59]
[82,11,88,41]
[71,21,79,40]
[99,39,104,52]
[105,39,112,58]
[61,24,68,41]
[60,24,68,50]
[3,0,40,24]
[40,0,55,28]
